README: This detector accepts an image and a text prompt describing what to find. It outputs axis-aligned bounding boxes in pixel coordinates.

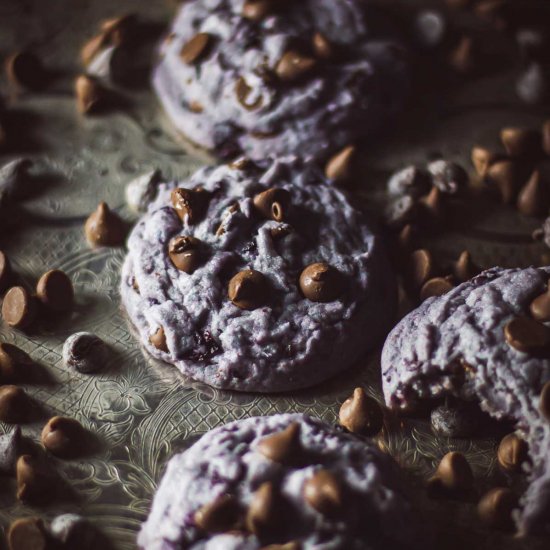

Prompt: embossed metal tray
[1,1,549,548]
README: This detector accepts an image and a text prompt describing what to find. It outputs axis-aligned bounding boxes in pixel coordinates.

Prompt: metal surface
[0,1,549,549]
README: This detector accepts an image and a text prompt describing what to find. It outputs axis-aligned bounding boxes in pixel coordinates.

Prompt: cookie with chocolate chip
[153,0,409,161]
[381,266,550,535]
[121,158,395,392]
[138,414,419,550]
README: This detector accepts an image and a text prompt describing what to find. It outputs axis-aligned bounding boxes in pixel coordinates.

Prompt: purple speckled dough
[153,0,409,160]
[381,266,550,535]
[138,413,418,550]
[121,157,395,392]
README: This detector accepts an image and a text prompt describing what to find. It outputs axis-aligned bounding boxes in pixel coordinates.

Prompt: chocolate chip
[517,170,550,217]
[242,0,273,21]
[471,146,499,178]
[420,276,454,301]
[84,202,126,247]
[228,269,269,310]
[50,514,97,549]
[339,387,383,436]
[407,249,434,291]
[180,33,212,65]
[0,426,21,474]
[0,385,30,423]
[500,127,542,158]
[168,236,202,274]
[5,51,45,90]
[149,326,168,353]
[36,269,74,312]
[414,10,447,49]
[448,36,475,75]
[171,187,208,224]
[16,454,55,503]
[429,451,473,494]
[453,250,480,282]
[477,487,517,530]
[299,262,342,303]
[194,494,241,533]
[427,160,469,195]
[253,187,290,222]
[312,32,333,59]
[540,381,550,420]
[63,332,108,374]
[497,433,528,473]
[246,481,283,536]
[516,62,549,105]
[275,51,317,82]
[41,416,87,459]
[0,343,31,382]
[303,469,343,516]
[430,403,477,438]
[486,160,522,204]
[8,517,50,550]
[324,145,355,184]
[543,120,550,156]
[504,316,550,353]
[530,285,550,322]
[235,77,263,111]
[257,422,301,464]
[2,286,36,329]
[75,75,108,114]
[0,250,11,292]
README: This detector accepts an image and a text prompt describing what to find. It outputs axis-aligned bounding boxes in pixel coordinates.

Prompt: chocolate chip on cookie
[1,286,36,329]
[299,263,342,303]
[41,416,87,458]
[504,316,550,353]
[0,385,30,423]
[168,236,202,274]
[194,495,241,533]
[497,433,528,473]
[246,481,283,536]
[85,202,126,247]
[275,50,317,82]
[325,145,355,184]
[253,187,290,222]
[531,285,550,322]
[149,326,168,353]
[180,33,212,65]
[339,387,383,436]
[228,269,269,310]
[429,452,473,494]
[36,269,74,312]
[257,422,301,464]
[171,187,208,224]
[8,517,50,550]
[477,487,517,530]
[63,332,108,374]
[303,469,343,516]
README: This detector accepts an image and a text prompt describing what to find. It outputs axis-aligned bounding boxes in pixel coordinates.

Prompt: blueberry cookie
[381,266,550,534]
[153,0,409,161]
[138,413,418,550]
[121,157,395,392]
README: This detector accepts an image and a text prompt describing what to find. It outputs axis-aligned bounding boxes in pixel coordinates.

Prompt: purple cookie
[381,266,550,535]
[121,157,395,392]
[153,0,409,161]
[138,413,419,550]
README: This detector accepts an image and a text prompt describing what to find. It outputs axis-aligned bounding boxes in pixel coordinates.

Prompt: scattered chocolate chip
[171,187,208,224]
[299,262,342,303]
[1,286,36,329]
[427,160,469,195]
[149,326,168,353]
[387,166,431,198]
[448,36,475,74]
[125,169,162,213]
[16,454,55,503]
[303,469,343,516]
[41,416,87,458]
[253,187,290,222]
[338,387,383,436]
[5,51,44,90]
[36,269,74,312]
[471,146,499,178]
[516,62,549,105]
[430,403,478,438]
[228,269,268,310]
[84,202,126,247]
[453,250,480,282]
[242,0,272,21]
[497,433,528,473]
[517,170,550,217]
[0,342,31,382]
[477,487,517,530]
[543,120,550,157]
[235,77,263,111]
[180,33,212,65]
[504,316,550,353]
[0,385,30,423]
[0,426,21,474]
[325,145,355,184]
[275,51,317,82]
[50,514,97,549]
[486,160,522,204]
[194,495,241,533]
[312,32,333,59]
[429,451,473,494]
[246,481,283,536]
[420,276,454,301]
[530,285,550,322]
[169,236,202,274]
[0,250,11,292]
[407,249,434,291]
[500,127,542,158]
[0,158,33,207]
[257,422,301,464]
[7,517,50,550]
[414,10,447,49]
[540,381,550,420]
[63,332,108,374]
[75,75,108,114]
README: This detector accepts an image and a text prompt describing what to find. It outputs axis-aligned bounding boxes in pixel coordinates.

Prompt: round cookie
[381,266,550,535]
[121,157,396,392]
[138,413,419,550]
[153,0,409,161]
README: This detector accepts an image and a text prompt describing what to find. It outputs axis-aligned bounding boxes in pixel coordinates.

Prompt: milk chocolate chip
[235,77,263,111]
[429,451,473,494]
[41,416,87,458]
[16,454,55,503]
[339,387,383,436]
[149,326,168,353]
[168,236,202,274]
[194,495,241,533]
[530,284,550,322]
[497,433,528,473]
[487,160,521,204]
[246,481,283,536]
[303,469,343,516]
[2,286,36,329]
[453,250,480,282]
[75,75,108,114]
[180,33,212,65]
[171,187,208,224]
[0,386,30,423]
[477,487,517,530]
[257,422,300,464]
[85,202,126,247]
[407,249,434,291]
[0,250,11,292]
[299,263,341,303]
[504,316,550,353]
[5,51,44,90]
[8,517,50,550]
[500,127,541,158]
[325,145,355,184]
[0,343,31,382]
[312,32,333,59]
[275,51,317,82]
[517,171,549,217]
[36,269,74,312]
[253,188,290,222]
[228,269,268,310]
[420,276,454,301]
